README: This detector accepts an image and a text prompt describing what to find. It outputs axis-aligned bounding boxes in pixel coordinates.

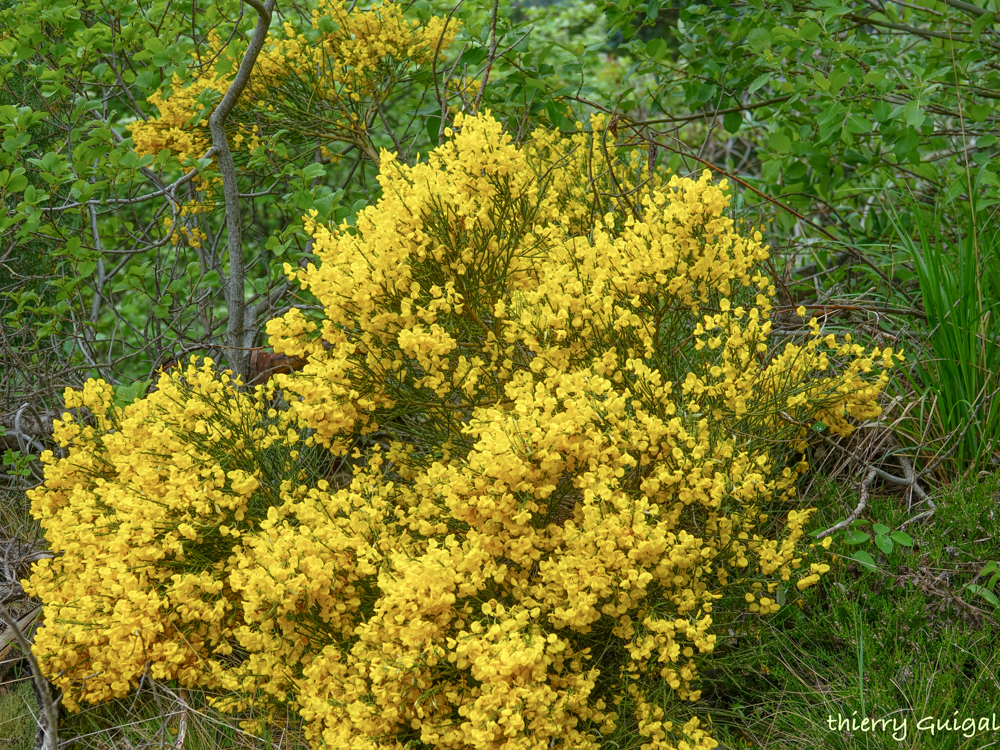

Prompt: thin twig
[816,468,877,539]
[780,410,933,511]
[172,689,189,750]
[473,0,500,112]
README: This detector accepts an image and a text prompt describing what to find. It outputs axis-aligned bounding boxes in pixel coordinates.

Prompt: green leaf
[844,530,871,545]
[646,37,666,58]
[301,162,326,181]
[545,101,572,130]
[874,534,893,555]
[6,174,27,192]
[972,11,995,41]
[771,26,799,42]
[747,28,772,51]
[889,531,913,546]
[850,550,877,571]
[813,70,830,91]
[768,132,792,152]
[426,115,442,145]
[646,0,661,21]
[893,128,920,160]
[890,99,924,129]
[723,111,743,133]
[872,523,891,535]
[112,379,152,407]
[77,260,98,278]
[966,583,1000,607]
[694,83,716,103]
[460,48,487,66]
[748,72,771,95]
[800,20,821,40]
[829,67,851,93]
[846,114,873,133]
[969,104,991,123]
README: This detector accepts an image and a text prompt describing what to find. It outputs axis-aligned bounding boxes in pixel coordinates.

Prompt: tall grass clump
[888,190,1000,477]
[25,110,900,750]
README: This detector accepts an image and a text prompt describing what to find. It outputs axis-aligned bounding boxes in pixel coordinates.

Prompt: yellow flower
[29,106,896,750]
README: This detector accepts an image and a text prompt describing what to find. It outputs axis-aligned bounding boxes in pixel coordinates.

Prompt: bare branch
[816,468,877,539]
[944,0,991,17]
[849,13,1000,49]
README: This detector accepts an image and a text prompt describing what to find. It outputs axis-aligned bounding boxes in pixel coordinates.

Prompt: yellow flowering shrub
[23,359,312,711]
[246,112,898,748]
[27,111,900,749]
[129,0,459,166]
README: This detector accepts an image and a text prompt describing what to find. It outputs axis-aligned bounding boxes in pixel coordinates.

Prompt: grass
[50,686,311,750]
[0,678,37,750]
[703,471,1000,749]
[885,190,1000,477]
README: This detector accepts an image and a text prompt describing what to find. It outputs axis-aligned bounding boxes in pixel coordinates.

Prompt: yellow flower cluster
[130,0,458,166]
[269,0,458,104]
[28,111,899,750]
[129,35,261,165]
[258,112,897,747]
[162,216,209,248]
[24,358,303,711]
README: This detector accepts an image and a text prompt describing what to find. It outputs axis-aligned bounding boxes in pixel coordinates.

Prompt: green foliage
[822,519,913,572]
[590,0,998,308]
[964,560,1000,607]
[110,378,152,409]
[586,0,1000,475]
[0,680,37,750]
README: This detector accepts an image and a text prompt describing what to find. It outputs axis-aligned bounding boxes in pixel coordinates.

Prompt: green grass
[50,688,311,750]
[703,472,1000,749]
[0,678,38,750]
[885,191,1000,478]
